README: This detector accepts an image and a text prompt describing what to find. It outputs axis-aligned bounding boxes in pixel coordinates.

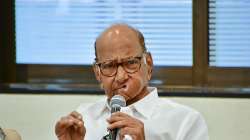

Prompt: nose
[115,65,128,84]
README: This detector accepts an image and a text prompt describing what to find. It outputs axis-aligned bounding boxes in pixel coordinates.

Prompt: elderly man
[55,24,209,140]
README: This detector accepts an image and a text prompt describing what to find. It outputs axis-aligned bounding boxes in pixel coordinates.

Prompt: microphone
[110,95,126,140]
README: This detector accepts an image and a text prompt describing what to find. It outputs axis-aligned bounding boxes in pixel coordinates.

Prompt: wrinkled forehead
[95,25,143,61]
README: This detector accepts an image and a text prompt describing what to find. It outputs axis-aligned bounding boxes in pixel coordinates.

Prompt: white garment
[76,87,209,140]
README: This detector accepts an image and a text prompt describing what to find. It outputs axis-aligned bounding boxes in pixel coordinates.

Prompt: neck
[126,86,149,106]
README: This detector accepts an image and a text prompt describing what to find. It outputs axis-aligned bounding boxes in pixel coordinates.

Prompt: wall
[0,93,250,140]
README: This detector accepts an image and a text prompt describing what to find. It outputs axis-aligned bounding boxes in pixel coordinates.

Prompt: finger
[57,116,74,129]
[55,116,75,136]
[76,121,86,135]
[66,115,86,137]
[70,111,83,120]
[107,115,124,123]
[108,120,127,130]
[112,112,130,118]
[67,115,84,130]
[107,112,131,123]
[108,113,141,130]
[71,122,86,140]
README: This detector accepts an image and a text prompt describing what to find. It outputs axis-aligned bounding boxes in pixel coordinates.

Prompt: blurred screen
[15,0,192,66]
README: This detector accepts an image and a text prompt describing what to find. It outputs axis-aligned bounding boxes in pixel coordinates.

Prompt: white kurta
[76,87,209,140]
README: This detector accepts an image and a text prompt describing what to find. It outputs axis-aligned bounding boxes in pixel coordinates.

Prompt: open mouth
[117,85,126,90]
[114,85,127,93]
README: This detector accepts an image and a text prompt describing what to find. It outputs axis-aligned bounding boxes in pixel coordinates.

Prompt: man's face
[94,26,153,105]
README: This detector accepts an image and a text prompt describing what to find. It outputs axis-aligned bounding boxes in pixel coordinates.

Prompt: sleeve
[177,111,209,140]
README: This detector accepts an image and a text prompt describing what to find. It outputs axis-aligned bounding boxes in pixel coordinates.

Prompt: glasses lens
[98,55,143,76]
[100,61,116,76]
[123,57,141,73]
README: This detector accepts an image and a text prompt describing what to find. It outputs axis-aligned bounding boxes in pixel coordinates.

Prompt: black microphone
[110,95,126,140]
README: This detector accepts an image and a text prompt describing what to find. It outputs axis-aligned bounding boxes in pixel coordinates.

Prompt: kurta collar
[94,87,159,119]
[130,87,159,119]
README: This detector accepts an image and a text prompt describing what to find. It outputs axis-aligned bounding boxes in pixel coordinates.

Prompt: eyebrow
[97,54,142,64]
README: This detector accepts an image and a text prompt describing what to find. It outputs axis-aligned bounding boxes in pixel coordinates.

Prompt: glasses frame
[94,53,146,77]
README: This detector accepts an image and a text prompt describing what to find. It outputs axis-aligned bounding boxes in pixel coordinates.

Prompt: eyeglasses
[95,54,144,77]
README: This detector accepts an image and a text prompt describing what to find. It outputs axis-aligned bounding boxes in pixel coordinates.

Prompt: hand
[55,111,86,140]
[107,112,145,140]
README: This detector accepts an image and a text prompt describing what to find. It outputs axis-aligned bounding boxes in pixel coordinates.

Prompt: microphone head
[110,95,126,108]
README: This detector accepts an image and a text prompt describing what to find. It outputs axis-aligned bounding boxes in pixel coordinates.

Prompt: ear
[93,64,101,82]
[145,52,153,80]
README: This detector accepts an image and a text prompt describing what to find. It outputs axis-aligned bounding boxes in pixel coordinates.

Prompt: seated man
[55,24,209,140]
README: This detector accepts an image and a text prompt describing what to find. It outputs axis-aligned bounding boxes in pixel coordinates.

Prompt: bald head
[94,24,146,61]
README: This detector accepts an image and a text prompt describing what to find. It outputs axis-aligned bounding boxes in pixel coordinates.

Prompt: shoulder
[157,99,209,140]
[152,98,208,134]
[155,98,203,120]
[146,87,202,119]
[157,98,196,111]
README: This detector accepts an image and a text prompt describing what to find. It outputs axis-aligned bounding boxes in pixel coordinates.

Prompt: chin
[105,92,114,100]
